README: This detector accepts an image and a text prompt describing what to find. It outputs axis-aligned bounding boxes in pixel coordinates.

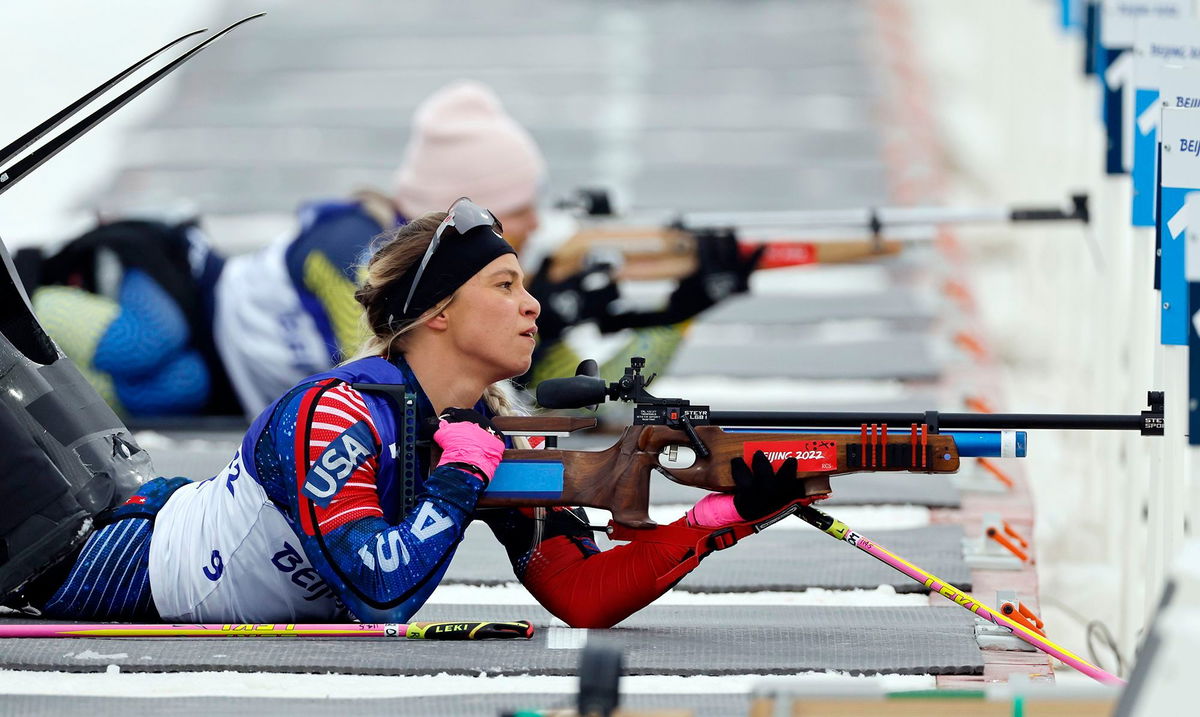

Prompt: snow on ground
[425,583,927,608]
[0,669,936,700]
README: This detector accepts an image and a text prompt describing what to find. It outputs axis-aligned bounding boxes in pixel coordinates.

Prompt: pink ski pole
[797,505,1124,686]
[0,620,534,640]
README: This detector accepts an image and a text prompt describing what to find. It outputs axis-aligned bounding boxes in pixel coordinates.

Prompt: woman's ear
[423,310,450,332]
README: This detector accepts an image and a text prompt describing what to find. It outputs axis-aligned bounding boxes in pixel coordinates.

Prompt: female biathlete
[16,199,810,627]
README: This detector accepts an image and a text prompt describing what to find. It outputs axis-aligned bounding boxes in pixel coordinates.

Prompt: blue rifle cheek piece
[487,461,565,499]
[723,429,1027,458]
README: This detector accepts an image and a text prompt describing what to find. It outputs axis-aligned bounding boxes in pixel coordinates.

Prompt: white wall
[0,2,221,248]
[903,0,1161,674]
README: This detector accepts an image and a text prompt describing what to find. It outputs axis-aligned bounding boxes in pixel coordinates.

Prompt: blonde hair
[351,212,531,428]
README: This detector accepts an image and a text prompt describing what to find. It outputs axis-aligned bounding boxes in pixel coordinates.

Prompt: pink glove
[685,493,743,528]
[434,408,506,483]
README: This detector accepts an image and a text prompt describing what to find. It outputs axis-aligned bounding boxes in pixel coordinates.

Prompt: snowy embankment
[0,670,935,700]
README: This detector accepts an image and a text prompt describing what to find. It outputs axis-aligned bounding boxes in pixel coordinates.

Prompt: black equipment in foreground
[0,14,264,600]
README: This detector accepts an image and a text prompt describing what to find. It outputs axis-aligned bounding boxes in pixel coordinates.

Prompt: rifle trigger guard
[678,416,710,459]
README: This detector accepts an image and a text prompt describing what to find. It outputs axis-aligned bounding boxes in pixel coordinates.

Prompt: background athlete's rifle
[480,357,1161,529]
[545,188,1091,282]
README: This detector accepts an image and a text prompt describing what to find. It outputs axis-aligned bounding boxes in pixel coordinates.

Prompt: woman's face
[441,253,541,380]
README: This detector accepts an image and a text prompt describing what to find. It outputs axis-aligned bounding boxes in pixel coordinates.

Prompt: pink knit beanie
[392,81,547,217]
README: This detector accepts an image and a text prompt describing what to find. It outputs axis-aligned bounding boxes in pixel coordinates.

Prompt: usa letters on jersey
[303,420,375,507]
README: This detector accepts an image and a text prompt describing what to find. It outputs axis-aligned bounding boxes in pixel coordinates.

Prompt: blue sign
[1130,20,1200,225]
[1133,83,1163,223]
[1099,1,1192,175]
[1102,48,1130,175]
[1062,0,1084,30]
[1186,194,1200,443]
[1085,2,1100,76]
[1157,108,1200,344]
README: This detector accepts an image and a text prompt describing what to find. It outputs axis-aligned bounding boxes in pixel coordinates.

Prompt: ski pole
[0,13,265,197]
[0,28,207,167]
[0,620,535,640]
[796,505,1124,686]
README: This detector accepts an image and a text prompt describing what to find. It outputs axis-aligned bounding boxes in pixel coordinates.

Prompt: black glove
[730,451,812,522]
[595,228,766,333]
[437,407,506,440]
[527,258,621,345]
[665,228,765,322]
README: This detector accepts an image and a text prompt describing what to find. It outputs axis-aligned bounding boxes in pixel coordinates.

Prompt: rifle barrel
[679,196,1086,231]
[709,410,1152,432]
[681,207,1004,230]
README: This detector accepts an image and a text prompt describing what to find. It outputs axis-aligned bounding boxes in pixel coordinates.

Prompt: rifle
[541,223,910,283]
[543,189,1090,282]
[481,356,1162,528]
[484,356,1158,685]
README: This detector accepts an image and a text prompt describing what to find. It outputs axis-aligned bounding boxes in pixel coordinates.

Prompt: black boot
[0,237,154,599]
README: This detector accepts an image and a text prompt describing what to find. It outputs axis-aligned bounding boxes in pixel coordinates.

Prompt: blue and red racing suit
[144,355,703,627]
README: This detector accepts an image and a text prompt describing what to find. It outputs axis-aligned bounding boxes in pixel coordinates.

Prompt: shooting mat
[0,694,750,717]
[698,290,936,326]
[0,604,982,677]
[442,522,970,593]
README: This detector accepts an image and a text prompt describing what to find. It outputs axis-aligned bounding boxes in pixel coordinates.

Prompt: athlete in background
[214,80,758,416]
[20,80,756,419]
[15,219,234,417]
[8,200,814,626]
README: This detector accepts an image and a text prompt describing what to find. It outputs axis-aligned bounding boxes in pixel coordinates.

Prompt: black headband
[378,223,515,330]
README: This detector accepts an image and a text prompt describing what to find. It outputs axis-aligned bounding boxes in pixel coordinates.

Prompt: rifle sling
[606,502,803,592]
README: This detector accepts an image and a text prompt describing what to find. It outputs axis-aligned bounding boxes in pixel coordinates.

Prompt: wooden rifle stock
[544,226,903,283]
[480,425,662,528]
[481,418,960,528]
